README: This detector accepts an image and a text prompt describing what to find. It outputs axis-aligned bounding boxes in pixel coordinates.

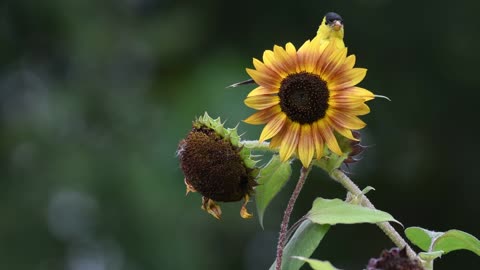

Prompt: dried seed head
[177,113,258,219]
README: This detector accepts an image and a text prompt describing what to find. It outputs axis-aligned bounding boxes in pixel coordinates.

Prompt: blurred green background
[1,0,479,269]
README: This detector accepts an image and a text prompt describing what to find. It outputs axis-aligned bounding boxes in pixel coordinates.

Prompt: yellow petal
[322,47,347,80]
[267,45,297,76]
[253,58,281,78]
[269,127,285,149]
[330,68,367,90]
[350,103,371,116]
[314,42,336,74]
[246,68,280,89]
[343,54,356,70]
[297,40,312,72]
[285,42,300,73]
[244,95,280,110]
[262,50,275,66]
[327,118,357,141]
[318,120,342,155]
[243,106,282,125]
[329,97,371,116]
[350,87,375,101]
[263,50,287,76]
[259,113,287,142]
[299,39,323,73]
[279,121,300,162]
[298,124,315,167]
[247,86,279,97]
[328,110,366,130]
[312,121,325,160]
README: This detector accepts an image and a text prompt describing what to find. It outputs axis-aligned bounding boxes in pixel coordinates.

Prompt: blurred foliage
[0,0,479,269]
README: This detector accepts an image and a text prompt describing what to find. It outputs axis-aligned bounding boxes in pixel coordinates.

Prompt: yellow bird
[315,12,345,49]
[228,12,345,88]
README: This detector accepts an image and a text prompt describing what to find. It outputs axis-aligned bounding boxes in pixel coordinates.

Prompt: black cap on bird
[325,12,344,31]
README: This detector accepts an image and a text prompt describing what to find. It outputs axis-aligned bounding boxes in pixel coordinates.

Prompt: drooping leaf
[307,198,398,225]
[270,220,330,270]
[406,227,480,256]
[255,155,292,228]
[291,257,339,270]
[434,230,480,255]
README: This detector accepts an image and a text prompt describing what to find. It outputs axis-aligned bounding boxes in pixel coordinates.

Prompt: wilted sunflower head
[243,40,375,167]
[177,113,258,219]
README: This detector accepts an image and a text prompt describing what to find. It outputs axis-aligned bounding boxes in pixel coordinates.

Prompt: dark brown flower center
[278,72,329,124]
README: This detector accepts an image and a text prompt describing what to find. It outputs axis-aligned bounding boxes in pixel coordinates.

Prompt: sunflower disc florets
[177,112,258,219]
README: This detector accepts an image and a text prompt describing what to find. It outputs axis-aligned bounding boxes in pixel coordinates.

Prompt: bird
[227,12,345,88]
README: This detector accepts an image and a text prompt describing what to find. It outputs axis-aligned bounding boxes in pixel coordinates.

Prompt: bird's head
[317,12,344,42]
[324,12,344,32]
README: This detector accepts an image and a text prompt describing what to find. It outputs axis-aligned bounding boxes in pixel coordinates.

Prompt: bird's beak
[332,20,343,31]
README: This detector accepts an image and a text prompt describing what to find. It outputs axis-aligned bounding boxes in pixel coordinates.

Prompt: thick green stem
[330,169,417,260]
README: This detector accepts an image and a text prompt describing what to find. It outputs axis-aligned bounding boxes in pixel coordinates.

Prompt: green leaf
[434,230,480,255]
[406,227,480,256]
[307,198,399,225]
[405,227,441,251]
[291,257,339,270]
[270,220,330,270]
[418,251,444,261]
[255,155,292,228]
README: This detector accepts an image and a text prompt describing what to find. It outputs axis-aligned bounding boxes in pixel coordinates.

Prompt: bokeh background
[1,0,479,269]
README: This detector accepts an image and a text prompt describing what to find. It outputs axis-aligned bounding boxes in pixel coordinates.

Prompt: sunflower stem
[276,165,312,270]
[240,140,274,152]
[329,169,417,260]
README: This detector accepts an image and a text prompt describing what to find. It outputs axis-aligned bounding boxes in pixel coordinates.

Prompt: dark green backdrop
[1,0,479,269]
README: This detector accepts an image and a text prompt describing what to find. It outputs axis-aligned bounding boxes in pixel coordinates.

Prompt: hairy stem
[330,169,417,259]
[276,166,312,270]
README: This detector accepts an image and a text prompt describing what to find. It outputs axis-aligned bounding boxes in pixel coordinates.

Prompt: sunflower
[243,39,375,167]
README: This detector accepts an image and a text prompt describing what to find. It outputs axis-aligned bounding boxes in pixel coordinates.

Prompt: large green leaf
[307,198,398,225]
[270,220,330,270]
[255,155,292,228]
[406,227,480,256]
[291,257,339,270]
[434,230,480,255]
